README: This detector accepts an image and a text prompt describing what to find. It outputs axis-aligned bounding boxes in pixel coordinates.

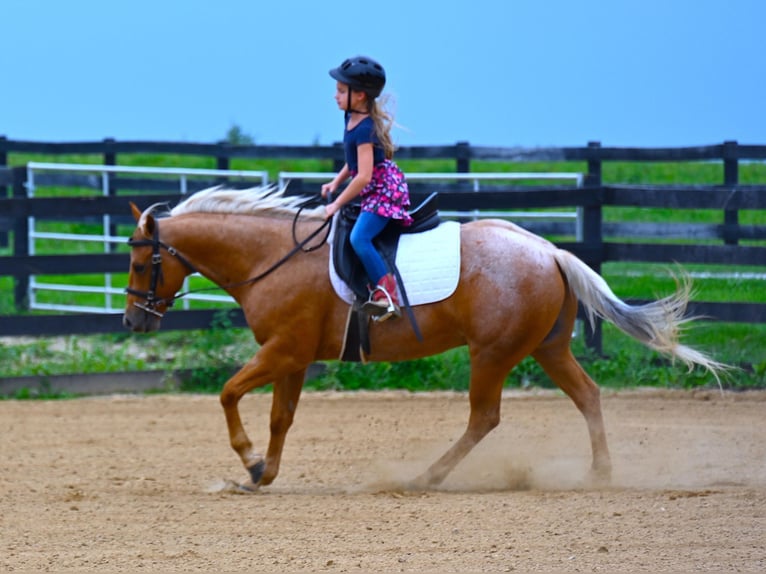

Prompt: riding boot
[362,273,401,321]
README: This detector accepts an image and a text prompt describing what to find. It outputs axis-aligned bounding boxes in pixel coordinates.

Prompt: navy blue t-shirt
[343,114,385,172]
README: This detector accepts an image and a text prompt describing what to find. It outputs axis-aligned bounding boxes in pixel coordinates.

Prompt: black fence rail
[4,136,766,166]
[1,139,765,353]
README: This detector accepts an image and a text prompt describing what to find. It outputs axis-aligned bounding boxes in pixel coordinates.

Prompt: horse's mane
[168,185,325,219]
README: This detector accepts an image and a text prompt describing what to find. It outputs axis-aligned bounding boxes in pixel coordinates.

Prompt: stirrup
[372,306,401,322]
[361,287,401,321]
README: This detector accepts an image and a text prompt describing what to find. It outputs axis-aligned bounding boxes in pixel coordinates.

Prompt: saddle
[332,193,440,361]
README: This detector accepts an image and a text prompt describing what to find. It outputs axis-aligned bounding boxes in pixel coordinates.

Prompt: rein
[126,197,332,318]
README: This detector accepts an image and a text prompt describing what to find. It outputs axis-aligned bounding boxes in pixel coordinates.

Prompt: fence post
[103,137,116,167]
[216,147,230,171]
[582,141,604,354]
[0,135,7,173]
[0,136,8,247]
[11,167,29,311]
[103,138,118,249]
[216,142,230,186]
[332,142,345,173]
[722,140,739,245]
[456,141,470,173]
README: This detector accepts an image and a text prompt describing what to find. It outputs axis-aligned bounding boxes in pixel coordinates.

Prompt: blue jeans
[350,211,389,285]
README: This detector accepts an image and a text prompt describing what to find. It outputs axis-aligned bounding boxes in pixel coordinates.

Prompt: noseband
[126,198,332,319]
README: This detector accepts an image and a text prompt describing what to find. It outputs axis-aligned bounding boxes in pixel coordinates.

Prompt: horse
[123,185,726,490]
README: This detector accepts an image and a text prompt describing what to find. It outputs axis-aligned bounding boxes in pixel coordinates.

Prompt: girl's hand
[321,182,336,198]
[324,201,338,220]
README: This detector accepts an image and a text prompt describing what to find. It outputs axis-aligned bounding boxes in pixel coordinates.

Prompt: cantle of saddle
[332,193,440,300]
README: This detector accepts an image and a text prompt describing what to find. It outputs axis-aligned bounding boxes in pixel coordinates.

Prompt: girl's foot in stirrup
[362,297,391,317]
[362,274,401,320]
[362,291,398,319]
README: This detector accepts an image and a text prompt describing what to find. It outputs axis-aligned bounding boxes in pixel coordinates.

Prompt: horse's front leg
[218,347,306,489]
[259,369,306,486]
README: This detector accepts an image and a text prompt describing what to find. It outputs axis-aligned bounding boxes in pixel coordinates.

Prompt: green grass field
[1,151,764,395]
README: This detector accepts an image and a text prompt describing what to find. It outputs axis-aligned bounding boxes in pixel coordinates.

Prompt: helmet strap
[346,89,370,116]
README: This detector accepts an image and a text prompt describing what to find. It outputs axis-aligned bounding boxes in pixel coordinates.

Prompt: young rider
[321,55,413,321]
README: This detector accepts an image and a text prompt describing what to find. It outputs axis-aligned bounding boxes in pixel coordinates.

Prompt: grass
[1,151,765,395]
[2,319,762,399]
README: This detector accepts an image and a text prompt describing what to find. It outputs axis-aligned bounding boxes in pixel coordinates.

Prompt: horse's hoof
[404,474,432,491]
[220,479,260,494]
[587,465,612,487]
[247,459,266,485]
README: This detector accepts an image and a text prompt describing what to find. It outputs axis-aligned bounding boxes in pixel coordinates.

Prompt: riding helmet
[329,56,386,98]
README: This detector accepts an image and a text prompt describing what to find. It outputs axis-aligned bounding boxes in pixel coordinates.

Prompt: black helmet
[329,56,386,98]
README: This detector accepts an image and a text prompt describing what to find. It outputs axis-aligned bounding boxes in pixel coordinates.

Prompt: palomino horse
[123,186,725,490]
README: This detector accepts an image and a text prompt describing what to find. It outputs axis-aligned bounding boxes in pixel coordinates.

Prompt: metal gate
[25,162,268,314]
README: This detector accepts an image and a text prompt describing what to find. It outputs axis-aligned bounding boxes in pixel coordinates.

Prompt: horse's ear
[130,202,142,222]
[132,203,157,238]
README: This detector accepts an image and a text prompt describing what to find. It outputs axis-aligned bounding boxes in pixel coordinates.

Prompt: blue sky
[2,0,763,148]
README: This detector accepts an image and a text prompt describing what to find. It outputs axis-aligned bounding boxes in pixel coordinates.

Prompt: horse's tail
[552,248,729,382]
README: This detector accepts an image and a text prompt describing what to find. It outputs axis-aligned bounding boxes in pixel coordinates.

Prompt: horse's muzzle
[122,308,162,333]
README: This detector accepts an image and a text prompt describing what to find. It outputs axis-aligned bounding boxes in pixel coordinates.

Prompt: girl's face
[333,81,365,111]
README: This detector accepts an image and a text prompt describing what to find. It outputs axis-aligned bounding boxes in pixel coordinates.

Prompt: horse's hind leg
[532,343,612,481]
[413,356,510,487]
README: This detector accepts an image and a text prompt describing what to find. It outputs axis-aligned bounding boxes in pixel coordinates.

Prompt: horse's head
[123,202,195,333]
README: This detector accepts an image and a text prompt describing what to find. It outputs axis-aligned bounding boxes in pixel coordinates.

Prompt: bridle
[125,219,197,317]
[125,198,332,319]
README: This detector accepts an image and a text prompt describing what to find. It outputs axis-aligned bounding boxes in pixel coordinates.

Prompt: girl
[322,55,413,321]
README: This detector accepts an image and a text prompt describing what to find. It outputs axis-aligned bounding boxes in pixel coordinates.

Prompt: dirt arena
[2,388,764,572]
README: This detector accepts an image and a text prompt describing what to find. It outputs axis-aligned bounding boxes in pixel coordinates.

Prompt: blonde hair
[366,94,396,159]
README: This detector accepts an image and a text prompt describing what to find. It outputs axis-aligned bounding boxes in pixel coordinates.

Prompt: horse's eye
[133,263,146,274]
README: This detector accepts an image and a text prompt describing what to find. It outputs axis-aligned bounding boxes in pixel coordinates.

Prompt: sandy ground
[1,388,765,572]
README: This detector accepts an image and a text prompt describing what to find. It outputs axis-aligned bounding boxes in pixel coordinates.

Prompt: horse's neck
[164,214,292,284]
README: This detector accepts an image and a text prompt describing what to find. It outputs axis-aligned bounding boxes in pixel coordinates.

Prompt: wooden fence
[1,138,765,353]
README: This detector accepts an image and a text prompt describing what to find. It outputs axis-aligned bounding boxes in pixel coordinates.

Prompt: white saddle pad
[329,220,461,306]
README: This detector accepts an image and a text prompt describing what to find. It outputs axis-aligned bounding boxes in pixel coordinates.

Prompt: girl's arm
[325,143,373,218]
